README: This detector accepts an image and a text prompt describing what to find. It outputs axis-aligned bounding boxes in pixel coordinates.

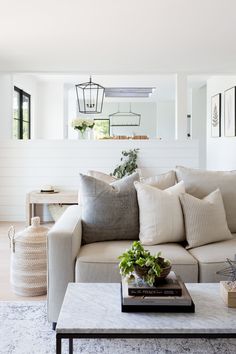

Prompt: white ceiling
[1,0,236,73]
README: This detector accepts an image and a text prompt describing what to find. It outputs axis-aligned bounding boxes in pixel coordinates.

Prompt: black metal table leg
[56,335,61,354]
[69,338,73,354]
[56,331,236,354]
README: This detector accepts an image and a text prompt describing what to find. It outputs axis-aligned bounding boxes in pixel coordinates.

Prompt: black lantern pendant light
[75,76,105,114]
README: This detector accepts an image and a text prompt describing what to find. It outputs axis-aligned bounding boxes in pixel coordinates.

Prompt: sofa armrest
[47,205,82,323]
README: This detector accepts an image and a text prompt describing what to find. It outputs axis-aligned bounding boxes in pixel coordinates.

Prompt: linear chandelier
[109,104,141,127]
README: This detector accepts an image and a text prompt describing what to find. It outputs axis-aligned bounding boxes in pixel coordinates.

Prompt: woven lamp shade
[8,217,48,296]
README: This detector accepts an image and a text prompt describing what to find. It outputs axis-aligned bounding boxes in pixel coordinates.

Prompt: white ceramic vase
[77,130,87,140]
[77,128,94,140]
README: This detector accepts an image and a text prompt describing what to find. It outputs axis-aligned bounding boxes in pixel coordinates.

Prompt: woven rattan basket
[8,217,48,296]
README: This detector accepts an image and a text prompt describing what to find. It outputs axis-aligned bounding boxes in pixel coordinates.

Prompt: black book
[121,299,195,313]
[127,271,182,297]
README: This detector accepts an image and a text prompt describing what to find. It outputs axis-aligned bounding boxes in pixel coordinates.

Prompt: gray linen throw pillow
[79,172,140,244]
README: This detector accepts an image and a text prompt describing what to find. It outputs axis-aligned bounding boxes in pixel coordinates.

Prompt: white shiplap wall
[0,139,199,221]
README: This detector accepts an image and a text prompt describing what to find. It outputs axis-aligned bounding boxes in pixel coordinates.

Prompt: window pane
[23,121,30,140]
[13,90,20,119]
[23,94,30,122]
[13,119,20,139]
[93,120,110,139]
[13,89,20,139]
[13,87,31,140]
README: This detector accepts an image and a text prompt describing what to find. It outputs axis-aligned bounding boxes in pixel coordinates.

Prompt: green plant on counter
[112,148,139,178]
[118,241,171,286]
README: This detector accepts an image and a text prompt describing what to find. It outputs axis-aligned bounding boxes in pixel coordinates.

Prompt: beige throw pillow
[141,170,176,190]
[180,189,232,249]
[78,171,116,204]
[87,170,117,184]
[134,181,185,245]
[176,166,236,233]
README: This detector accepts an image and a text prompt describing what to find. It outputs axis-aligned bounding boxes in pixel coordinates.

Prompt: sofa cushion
[189,235,236,282]
[79,172,139,244]
[176,165,236,232]
[135,181,185,245]
[75,241,198,283]
[141,170,176,189]
[180,189,232,249]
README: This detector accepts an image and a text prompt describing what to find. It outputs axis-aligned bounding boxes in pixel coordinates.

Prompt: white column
[0,74,13,139]
[63,84,69,139]
[175,73,188,140]
[192,86,207,168]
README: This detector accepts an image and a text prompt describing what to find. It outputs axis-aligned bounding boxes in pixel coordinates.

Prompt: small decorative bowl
[134,263,172,285]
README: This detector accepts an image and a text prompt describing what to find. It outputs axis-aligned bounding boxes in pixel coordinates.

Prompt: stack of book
[121,271,195,313]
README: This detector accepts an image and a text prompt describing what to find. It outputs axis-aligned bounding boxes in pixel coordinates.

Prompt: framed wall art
[224,86,236,137]
[211,93,221,137]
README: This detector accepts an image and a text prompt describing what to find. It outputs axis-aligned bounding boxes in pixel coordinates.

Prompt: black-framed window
[13,86,31,139]
[93,119,110,139]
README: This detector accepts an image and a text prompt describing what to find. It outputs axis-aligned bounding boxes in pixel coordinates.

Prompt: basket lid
[15,217,48,242]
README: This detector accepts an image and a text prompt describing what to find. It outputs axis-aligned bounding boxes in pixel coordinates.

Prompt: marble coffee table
[56,283,236,354]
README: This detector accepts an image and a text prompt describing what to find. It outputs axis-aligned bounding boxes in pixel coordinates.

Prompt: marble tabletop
[56,283,236,335]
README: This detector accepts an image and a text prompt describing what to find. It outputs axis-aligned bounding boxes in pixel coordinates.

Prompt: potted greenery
[118,241,171,286]
[112,148,139,178]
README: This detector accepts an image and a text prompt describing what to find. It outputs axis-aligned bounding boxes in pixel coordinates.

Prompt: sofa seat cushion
[189,235,236,282]
[75,241,198,283]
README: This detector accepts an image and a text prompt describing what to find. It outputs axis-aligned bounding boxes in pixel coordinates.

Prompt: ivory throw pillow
[87,170,117,183]
[134,181,185,245]
[79,172,139,244]
[179,189,232,249]
[176,166,236,232]
[141,170,176,190]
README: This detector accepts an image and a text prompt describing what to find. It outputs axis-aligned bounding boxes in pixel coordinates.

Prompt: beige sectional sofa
[47,166,236,325]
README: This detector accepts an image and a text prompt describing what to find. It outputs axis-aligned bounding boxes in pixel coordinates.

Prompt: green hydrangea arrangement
[71,118,95,134]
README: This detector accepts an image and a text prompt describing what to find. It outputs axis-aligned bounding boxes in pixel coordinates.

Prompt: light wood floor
[0,221,47,301]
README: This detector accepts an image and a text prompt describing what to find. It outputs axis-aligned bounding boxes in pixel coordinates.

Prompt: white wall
[156,100,175,139]
[36,82,64,139]
[175,74,187,140]
[12,76,65,139]
[192,85,207,168]
[207,76,236,170]
[0,139,199,221]
[0,74,13,139]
